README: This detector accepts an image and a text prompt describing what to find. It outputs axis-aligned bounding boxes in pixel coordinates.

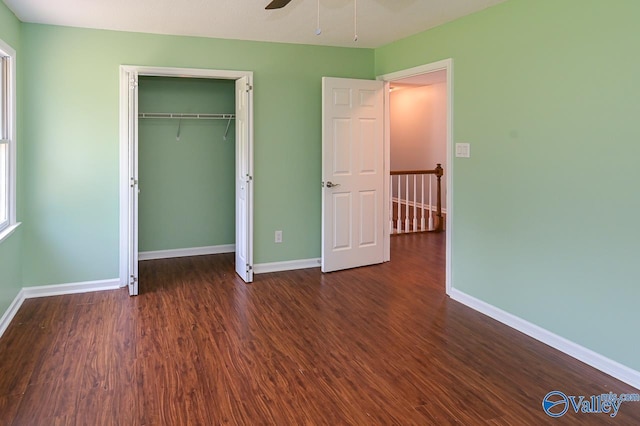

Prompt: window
[0,39,15,237]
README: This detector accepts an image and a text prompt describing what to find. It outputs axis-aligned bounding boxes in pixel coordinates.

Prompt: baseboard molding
[450,289,640,390]
[391,197,448,214]
[139,244,235,261]
[0,288,26,338]
[254,258,321,274]
[22,278,122,299]
[0,278,121,339]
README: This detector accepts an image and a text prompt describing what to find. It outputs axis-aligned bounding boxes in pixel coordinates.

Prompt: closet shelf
[138,112,235,120]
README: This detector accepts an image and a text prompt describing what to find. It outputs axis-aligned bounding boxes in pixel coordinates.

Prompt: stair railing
[390,164,444,234]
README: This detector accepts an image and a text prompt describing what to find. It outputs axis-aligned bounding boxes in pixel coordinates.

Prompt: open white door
[127,71,139,295]
[321,77,384,273]
[235,76,254,282]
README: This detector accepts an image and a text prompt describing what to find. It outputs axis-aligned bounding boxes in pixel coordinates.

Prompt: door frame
[118,65,254,291]
[378,58,453,295]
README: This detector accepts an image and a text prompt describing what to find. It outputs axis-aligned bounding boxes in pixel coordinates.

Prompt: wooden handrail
[390,166,443,177]
[390,164,444,232]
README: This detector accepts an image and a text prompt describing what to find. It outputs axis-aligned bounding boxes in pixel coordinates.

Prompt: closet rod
[138,113,235,120]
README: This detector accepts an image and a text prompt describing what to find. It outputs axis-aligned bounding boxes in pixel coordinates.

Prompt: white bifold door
[321,77,385,273]
[126,71,140,296]
[235,76,254,282]
[123,69,254,297]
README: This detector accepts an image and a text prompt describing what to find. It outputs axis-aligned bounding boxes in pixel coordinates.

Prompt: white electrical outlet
[275,230,283,243]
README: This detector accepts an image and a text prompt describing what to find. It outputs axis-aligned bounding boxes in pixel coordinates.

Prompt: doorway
[119,66,254,295]
[380,59,453,294]
[136,76,235,257]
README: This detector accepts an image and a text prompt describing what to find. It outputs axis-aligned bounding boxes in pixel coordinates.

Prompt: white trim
[22,279,122,299]
[119,65,255,289]
[0,288,25,338]
[383,81,391,262]
[450,289,640,390]
[0,39,17,236]
[120,66,247,80]
[139,244,235,261]
[254,258,321,274]
[378,60,452,82]
[446,61,454,296]
[378,58,454,295]
[118,66,130,287]
[391,198,448,215]
[0,221,19,244]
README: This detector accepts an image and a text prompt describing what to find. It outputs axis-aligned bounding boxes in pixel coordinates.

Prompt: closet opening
[119,66,254,296]
[137,76,236,262]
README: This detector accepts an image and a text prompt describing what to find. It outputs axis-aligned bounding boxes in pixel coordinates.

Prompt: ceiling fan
[265,0,359,42]
[265,0,292,9]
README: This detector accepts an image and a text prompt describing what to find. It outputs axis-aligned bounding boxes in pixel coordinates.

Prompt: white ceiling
[3,0,507,48]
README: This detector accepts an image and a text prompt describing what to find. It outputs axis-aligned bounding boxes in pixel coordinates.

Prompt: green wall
[138,77,235,252]
[0,1,22,315]
[0,228,21,315]
[377,0,640,371]
[19,23,374,286]
[0,1,19,48]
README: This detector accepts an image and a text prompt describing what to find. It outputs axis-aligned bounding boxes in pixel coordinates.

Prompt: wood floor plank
[0,394,22,425]
[0,233,639,424]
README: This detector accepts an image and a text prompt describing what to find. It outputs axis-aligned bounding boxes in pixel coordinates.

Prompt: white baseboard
[0,288,26,338]
[450,289,640,390]
[0,278,121,339]
[391,197,448,214]
[139,244,235,261]
[254,258,321,274]
[22,278,122,299]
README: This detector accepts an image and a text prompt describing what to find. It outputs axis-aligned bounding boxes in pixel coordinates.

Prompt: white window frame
[0,38,17,242]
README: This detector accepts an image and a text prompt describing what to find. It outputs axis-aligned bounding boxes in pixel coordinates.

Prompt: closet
[137,76,236,259]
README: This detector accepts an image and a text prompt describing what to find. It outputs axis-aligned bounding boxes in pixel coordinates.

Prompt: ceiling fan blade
[265,0,292,10]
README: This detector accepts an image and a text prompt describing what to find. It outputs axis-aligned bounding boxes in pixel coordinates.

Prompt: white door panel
[359,190,377,246]
[127,71,139,296]
[235,76,253,282]
[322,77,384,273]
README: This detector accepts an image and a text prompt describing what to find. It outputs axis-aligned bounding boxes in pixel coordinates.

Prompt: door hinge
[129,77,138,89]
[246,84,253,92]
[130,275,138,285]
[246,265,253,273]
[130,178,138,188]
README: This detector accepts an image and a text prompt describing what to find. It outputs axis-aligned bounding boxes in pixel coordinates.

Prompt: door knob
[326,181,340,188]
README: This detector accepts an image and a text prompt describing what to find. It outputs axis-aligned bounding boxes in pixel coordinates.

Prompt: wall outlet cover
[455,143,470,158]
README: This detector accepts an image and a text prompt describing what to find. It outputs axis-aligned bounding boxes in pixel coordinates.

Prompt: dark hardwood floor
[0,233,638,425]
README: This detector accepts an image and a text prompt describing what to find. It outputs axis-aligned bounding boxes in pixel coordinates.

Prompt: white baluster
[397,174,402,233]
[412,174,417,232]
[428,174,434,231]
[420,174,426,231]
[404,174,410,232]
[389,175,393,234]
